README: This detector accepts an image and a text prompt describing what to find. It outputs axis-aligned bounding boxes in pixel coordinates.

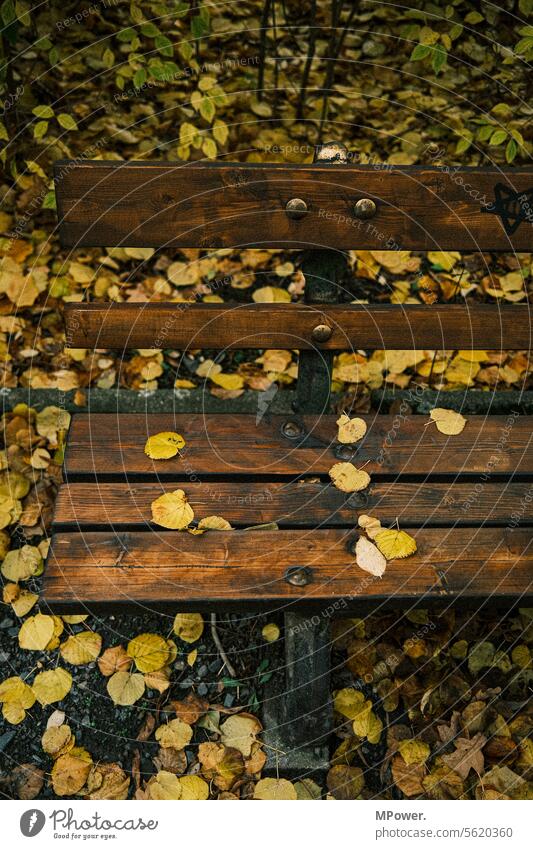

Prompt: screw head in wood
[281,419,303,438]
[285,198,308,220]
[311,323,333,343]
[353,198,377,219]
[285,566,312,587]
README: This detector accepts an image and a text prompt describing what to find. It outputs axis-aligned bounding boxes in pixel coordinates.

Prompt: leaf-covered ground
[0,0,532,800]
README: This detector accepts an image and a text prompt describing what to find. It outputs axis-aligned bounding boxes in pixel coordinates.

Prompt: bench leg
[262,612,332,775]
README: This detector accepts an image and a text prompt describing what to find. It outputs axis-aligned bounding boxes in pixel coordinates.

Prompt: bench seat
[43,412,533,612]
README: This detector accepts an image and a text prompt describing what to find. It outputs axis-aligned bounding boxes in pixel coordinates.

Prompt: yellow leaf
[1,545,43,581]
[42,724,75,758]
[32,668,72,705]
[254,778,297,799]
[147,770,183,800]
[262,623,280,642]
[187,649,197,666]
[334,688,366,719]
[220,714,262,757]
[144,667,171,693]
[127,633,170,673]
[210,373,244,390]
[358,514,382,539]
[151,489,194,529]
[5,585,38,616]
[329,462,371,493]
[106,671,145,706]
[177,775,209,800]
[398,739,431,765]
[173,612,204,643]
[0,675,35,722]
[370,250,420,274]
[336,414,367,444]
[18,613,55,651]
[252,286,291,303]
[375,529,417,560]
[86,763,130,800]
[197,515,233,531]
[355,536,387,577]
[427,250,461,271]
[155,718,193,750]
[61,615,88,625]
[60,631,102,666]
[144,431,185,460]
[98,645,132,676]
[429,407,467,435]
[52,747,92,796]
[352,702,383,744]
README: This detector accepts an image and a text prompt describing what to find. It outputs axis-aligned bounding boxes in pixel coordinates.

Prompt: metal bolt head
[311,324,332,343]
[353,198,377,220]
[285,198,308,220]
[335,444,355,461]
[285,566,312,587]
[281,419,303,439]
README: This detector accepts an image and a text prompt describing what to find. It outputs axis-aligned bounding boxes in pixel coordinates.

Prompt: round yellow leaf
[178,775,209,800]
[107,671,145,706]
[127,633,170,672]
[151,489,194,529]
[42,724,75,758]
[155,718,193,750]
[147,770,182,800]
[0,675,36,708]
[262,623,280,642]
[18,613,55,651]
[60,631,102,666]
[32,668,72,705]
[254,778,297,800]
[1,545,43,581]
[173,612,204,643]
[210,373,244,390]
[374,529,417,560]
[336,414,367,444]
[329,462,371,493]
[11,588,39,617]
[253,286,291,303]
[398,739,431,765]
[197,515,233,531]
[2,701,26,724]
[220,714,262,757]
[334,687,366,720]
[429,407,467,435]
[52,747,92,796]
[144,431,185,460]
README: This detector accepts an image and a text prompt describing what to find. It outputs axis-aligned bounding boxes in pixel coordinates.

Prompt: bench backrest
[55,142,532,410]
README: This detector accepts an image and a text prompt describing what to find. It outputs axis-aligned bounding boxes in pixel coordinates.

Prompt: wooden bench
[45,141,533,770]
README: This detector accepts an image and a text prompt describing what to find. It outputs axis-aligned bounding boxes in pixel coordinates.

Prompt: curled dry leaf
[374,529,417,560]
[1,545,43,581]
[358,514,382,539]
[173,612,204,643]
[85,763,130,800]
[429,407,467,435]
[153,746,187,775]
[254,777,297,800]
[151,489,194,529]
[60,631,102,665]
[171,692,209,724]
[197,515,233,530]
[107,671,145,706]
[355,536,387,577]
[127,633,171,673]
[144,431,185,460]
[41,724,75,758]
[336,413,367,444]
[198,741,245,790]
[3,583,38,617]
[329,462,371,493]
[32,668,72,706]
[51,747,92,796]
[97,645,132,677]
[144,666,171,693]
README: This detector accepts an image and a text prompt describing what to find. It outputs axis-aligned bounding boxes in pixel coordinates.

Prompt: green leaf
[155,35,173,57]
[33,120,48,140]
[477,123,493,142]
[140,22,160,37]
[410,43,431,61]
[32,105,54,119]
[199,97,215,122]
[48,46,59,66]
[191,14,209,39]
[510,128,525,147]
[116,27,136,42]
[103,48,115,69]
[1,0,16,25]
[133,68,147,89]
[202,137,217,160]
[489,129,507,146]
[432,45,447,74]
[57,113,78,131]
[455,136,472,154]
[464,11,483,24]
[506,138,518,163]
[42,190,57,210]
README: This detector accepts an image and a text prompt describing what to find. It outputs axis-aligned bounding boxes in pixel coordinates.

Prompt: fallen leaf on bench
[60,631,102,666]
[355,537,387,577]
[429,407,467,435]
[220,714,262,757]
[32,668,72,705]
[151,489,194,529]
[18,613,55,651]
[329,462,371,492]
[144,431,185,460]
[254,777,297,800]
[173,612,204,643]
[127,633,172,672]
[375,529,417,560]
[262,623,280,642]
[358,514,382,539]
[155,718,193,750]
[198,515,233,531]
[107,670,145,706]
[336,413,367,444]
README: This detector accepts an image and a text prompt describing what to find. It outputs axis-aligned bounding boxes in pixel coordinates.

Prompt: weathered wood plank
[64,303,532,350]
[64,413,533,478]
[43,528,533,611]
[55,160,533,250]
[53,481,533,528]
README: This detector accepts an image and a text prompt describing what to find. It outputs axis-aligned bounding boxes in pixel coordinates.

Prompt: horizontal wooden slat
[64,303,532,350]
[64,413,533,478]
[53,481,533,529]
[43,528,533,611]
[55,160,533,250]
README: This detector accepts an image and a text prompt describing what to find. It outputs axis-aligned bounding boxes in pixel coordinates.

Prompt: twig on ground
[210,613,237,678]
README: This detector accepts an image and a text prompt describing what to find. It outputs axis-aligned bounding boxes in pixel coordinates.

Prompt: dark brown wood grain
[54,160,533,250]
[43,528,533,612]
[64,302,532,350]
[53,481,533,528]
[64,413,533,478]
